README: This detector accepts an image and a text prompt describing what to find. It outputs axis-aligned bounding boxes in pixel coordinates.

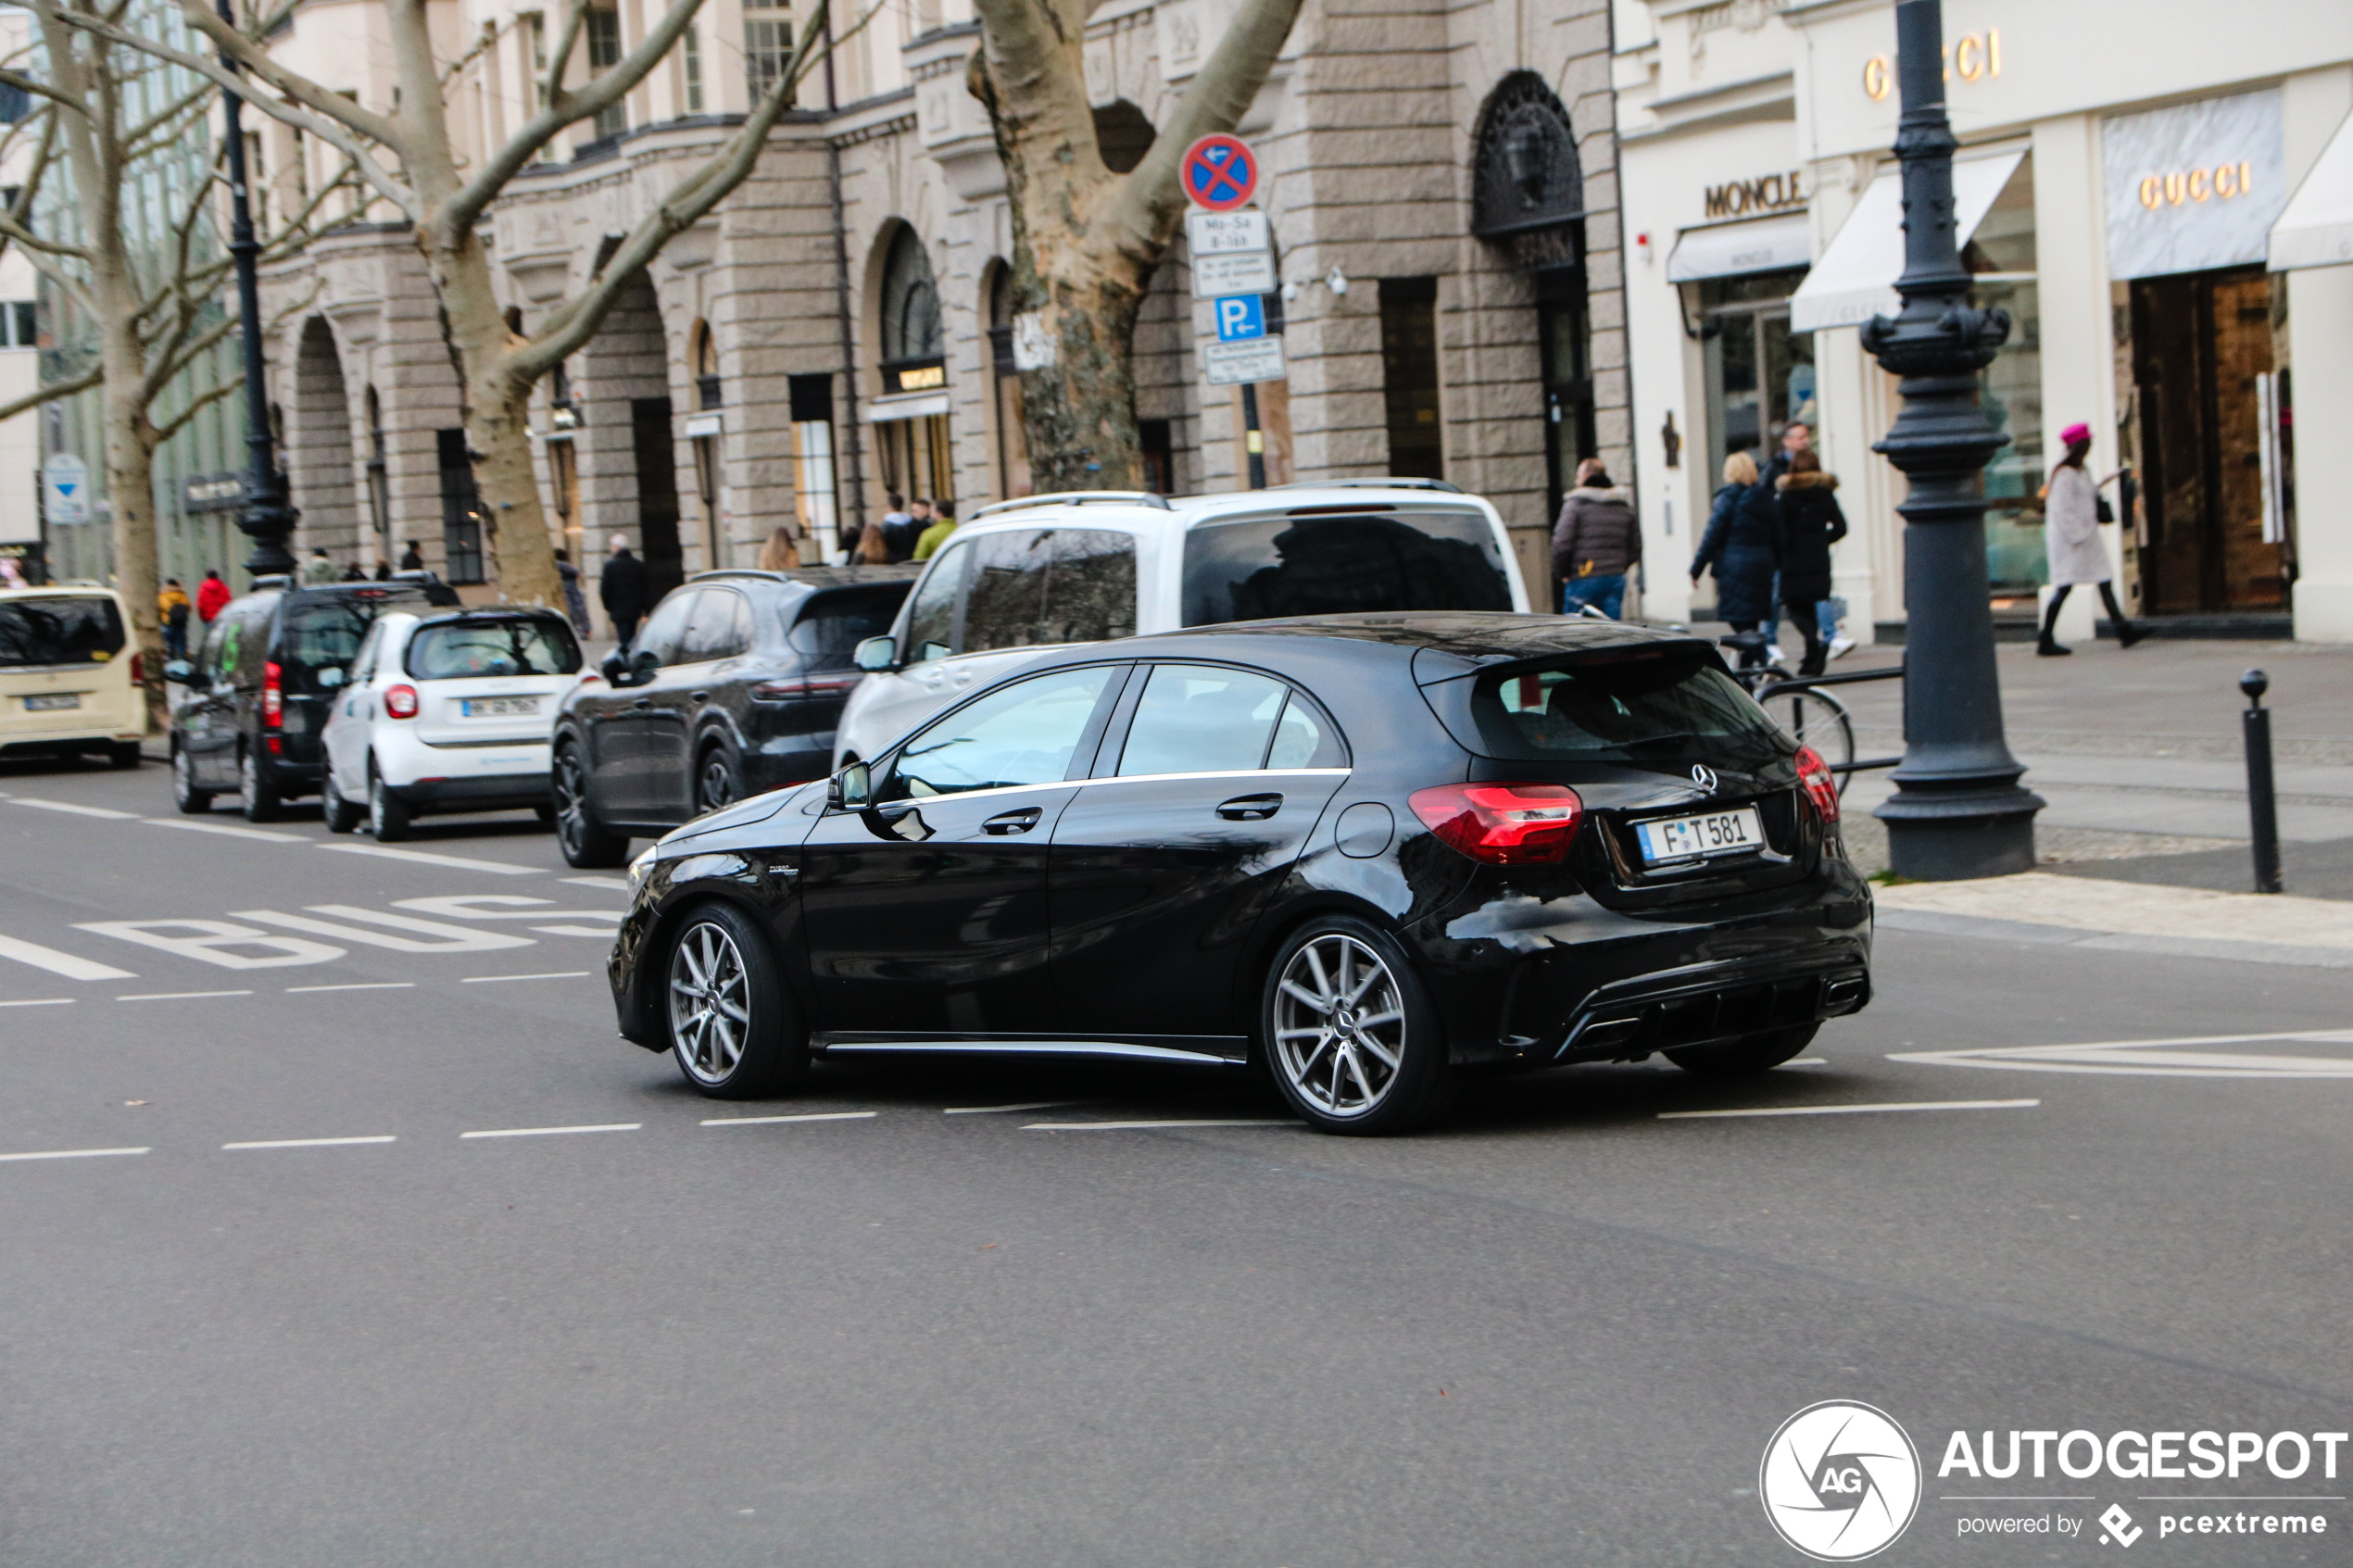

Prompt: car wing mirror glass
[631,648,661,682]
[319,666,346,689]
[853,634,897,671]
[599,650,630,686]
[164,659,200,688]
[828,760,872,811]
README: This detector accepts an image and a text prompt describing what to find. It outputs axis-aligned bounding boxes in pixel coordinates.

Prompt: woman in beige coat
[2037,422,2141,655]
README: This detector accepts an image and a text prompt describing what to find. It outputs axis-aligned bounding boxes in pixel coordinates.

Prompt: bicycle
[1717,631,1857,794]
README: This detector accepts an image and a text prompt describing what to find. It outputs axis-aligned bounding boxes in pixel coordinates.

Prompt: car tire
[170,746,213,814]
[553,737,629,868]
[1665,1023,1820,1079]
[240,746,283,822]
[108,743,142,770]
[1260,915,1452,1135]
[368,762,413,842]
[532,801,557,827]
[322,779,366,834]
[662,900,808,1099]
[696,738,743,815]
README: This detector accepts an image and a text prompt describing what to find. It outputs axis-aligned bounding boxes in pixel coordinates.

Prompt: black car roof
[1110,612,1711,672]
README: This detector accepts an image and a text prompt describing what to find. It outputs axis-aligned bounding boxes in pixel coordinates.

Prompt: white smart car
[321,607,585,839]
[832,482,1531,767]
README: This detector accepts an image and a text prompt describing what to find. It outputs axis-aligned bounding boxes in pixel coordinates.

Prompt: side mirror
[827,760,872,812]
[599,650,630,686]
[164,659,201,688]
[319,666,346,690]
[631,648,661,682]
[853,634,898,672]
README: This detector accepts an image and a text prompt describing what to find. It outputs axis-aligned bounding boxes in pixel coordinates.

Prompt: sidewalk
[1874,872,2353,970]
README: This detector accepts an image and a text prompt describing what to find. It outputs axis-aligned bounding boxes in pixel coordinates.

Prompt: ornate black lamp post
[215,0,296,579]
[1860,0,2042,879]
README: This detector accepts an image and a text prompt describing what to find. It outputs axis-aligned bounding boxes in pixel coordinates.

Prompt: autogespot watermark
[1760,1406,2347,1557]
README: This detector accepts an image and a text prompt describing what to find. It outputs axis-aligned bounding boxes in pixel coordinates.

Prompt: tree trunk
[98,279,167,731]
[1013,254,1151,494]
[421,227,562,609]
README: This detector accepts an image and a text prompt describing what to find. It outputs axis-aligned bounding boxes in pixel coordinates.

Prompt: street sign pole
[1240,386,1265,489]
[1182,134,1278,491]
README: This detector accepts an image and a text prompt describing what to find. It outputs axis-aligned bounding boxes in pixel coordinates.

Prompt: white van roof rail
[1270,477,1463,494]
[970,490,1174,521]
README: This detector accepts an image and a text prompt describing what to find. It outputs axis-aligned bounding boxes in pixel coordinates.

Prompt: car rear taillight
[262,660,283,726]
[1795,746,1841,823]
[130,652,144,686]
[751,673,862,702]
[1407,782,1584,864]
[384,683,420,719]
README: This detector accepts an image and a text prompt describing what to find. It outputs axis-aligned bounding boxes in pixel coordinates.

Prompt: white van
[833,483,1530,767]
[0,584,147,768]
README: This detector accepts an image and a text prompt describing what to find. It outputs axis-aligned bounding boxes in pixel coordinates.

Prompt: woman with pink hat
[2037,421,2143,655]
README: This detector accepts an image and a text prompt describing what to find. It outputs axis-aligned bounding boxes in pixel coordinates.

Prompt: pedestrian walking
[300,547,338,584]
[599,533,651,649]
[1773,449,1848,676]
[158,578,191,659]
[912,500,958,562]
[397,540,424,572]
[757,526,802,572]
[195,569,232,623]
[874,492,911,563]
[372,559,392,582]
[555,549,590,636]
[340,562,367,582]
[887,499,931,563]
[1690,452,1781,667]
[1550,458,1639,619]
[2037,421,2143,656]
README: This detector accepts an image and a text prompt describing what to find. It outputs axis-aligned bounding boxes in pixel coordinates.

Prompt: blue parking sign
[1213,295,1265,343]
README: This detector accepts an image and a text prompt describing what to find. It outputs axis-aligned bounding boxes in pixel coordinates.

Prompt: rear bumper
[389,772,550,810]
[0,731,144,757]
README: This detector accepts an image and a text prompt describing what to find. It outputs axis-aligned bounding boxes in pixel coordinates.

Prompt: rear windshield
[0,596,125,668]
[788,585,906,665]
[1181,510,1513,627]
[406,618,582,680]
[1429,648,1788,769]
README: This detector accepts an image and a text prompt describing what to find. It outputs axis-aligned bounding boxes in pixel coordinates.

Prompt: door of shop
[2130,268,2284,614]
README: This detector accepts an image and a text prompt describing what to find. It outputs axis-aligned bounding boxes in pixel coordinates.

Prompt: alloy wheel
[669,921,751,1086]
[1271,934,1407,1119]
[698,751,736,813]
[172,749,196,805]
[555,746,591,855]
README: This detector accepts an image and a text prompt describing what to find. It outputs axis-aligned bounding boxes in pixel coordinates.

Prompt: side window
[680,588,749,662]
[961,528,1136,654]
[1267,691,1347,769]
[902,542,969,662]
[883,665,1115,801]
[1116,664,1291,777]
[632,591,698,667]
[348,622,385,684]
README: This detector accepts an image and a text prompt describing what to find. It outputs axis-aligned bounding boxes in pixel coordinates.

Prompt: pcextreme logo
[1760,1400,1923,1561]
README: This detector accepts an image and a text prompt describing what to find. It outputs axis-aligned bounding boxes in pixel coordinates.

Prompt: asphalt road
[3,755,2348,1566]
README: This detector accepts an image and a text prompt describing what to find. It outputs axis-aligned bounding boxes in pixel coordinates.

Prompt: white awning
[2270,108,2353,270]
[1790,150,2024,332]
[1665,213,1813,284]
[866,390,950,423]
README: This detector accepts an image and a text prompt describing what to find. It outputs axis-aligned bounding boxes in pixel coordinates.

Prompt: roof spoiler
[1269,477,1463,494]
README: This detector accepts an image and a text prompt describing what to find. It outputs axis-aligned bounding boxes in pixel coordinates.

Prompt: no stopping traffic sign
[1181,134,1258,211]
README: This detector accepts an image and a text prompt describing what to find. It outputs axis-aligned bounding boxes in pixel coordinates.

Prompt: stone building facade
[255,0,1629,630]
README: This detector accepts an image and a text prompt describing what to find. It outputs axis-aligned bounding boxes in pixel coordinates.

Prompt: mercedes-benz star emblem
[1691,764,1718,792]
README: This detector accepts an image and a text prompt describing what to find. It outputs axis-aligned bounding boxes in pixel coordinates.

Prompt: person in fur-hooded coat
[1773,450,1847,674]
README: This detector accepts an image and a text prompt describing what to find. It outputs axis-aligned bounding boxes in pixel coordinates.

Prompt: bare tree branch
[1101,0,1301,252]
[153,367,244,442]
[0,363,103,423]
[170,0,403,146]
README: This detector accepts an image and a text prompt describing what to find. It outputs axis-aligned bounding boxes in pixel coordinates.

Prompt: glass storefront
[1967,157,2044,594]
[1700,270,1814,471]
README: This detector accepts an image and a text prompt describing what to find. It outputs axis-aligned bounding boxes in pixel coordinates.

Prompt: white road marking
[459,970,591,984]
[10,798,138,819]
[284,982,417,994]
[222,1135,396,1150]
[0,1146,149,1162]
[700,1111,879,1126]
[143,819,305,843]
[235,906,535,954]
[1889,1028,2353,1079]
[1658,1098,2042,1121]
[0,997,75,1008]
[1782,1058,1828,1066]
[117,989,254,1002]
[944,1101,1093,1115]
[1022,1119,1298,1131]
[561,875,632,891]
[460,1122,640,1139]
[527,924,619,936]
[319,842,540,875]
[0,933,137,981]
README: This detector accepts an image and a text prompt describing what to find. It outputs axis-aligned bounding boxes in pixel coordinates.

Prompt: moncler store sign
[2104,89,2287,280]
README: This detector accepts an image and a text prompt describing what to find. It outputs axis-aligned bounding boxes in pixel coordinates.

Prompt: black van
[167,577,458,820]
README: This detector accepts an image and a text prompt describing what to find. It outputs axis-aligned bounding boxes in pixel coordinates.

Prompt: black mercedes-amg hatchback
[605,613,1872,1134]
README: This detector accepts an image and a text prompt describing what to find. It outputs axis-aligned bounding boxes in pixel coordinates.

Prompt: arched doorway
[874,225,951,509]
[1471,72,1592,521]
[290,318,360,568]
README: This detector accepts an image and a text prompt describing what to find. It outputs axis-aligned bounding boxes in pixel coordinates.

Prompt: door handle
[633,698,653,710]
[1216,793,1284,821]
[692,691,710,702]
[982,806,1043,835]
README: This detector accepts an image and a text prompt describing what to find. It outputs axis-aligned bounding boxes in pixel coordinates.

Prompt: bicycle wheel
[1772,688,1856,794]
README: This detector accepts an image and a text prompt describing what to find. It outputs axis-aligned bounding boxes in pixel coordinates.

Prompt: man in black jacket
[599,533,652,648]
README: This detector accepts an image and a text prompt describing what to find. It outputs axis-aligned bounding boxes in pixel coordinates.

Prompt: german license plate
[1635,805,1764,865]
[460,696,540,718]
[23,693,80,711]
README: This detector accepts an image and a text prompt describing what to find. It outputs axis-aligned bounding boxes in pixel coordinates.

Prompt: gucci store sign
[2105,89,2285,281]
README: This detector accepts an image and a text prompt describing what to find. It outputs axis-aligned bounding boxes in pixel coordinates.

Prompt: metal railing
[1755,662,1906,778]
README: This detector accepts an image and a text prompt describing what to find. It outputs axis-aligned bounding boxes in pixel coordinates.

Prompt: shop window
[1537,269,1596,517]
[1698,270,1811,472]
[878,227,950,508]
[1968,157,2043,595]
[1378,277,1443,481]
[436,429,484,584]
[631,396,685,593]
[586,8,625,142]
[789,373,839,559]
[744,0,793,105]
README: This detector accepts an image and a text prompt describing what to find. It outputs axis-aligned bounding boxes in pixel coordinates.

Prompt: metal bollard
[2240,669,2283,895]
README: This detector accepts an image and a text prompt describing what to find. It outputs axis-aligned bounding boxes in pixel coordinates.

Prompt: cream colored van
[0,585,147,767]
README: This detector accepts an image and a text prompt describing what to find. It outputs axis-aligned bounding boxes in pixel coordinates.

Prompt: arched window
[875,226,951,511]
[1092,101,1155,174]
[880,226,943,372]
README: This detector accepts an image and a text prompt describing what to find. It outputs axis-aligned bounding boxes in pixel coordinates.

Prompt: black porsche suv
[551,565,918,867]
